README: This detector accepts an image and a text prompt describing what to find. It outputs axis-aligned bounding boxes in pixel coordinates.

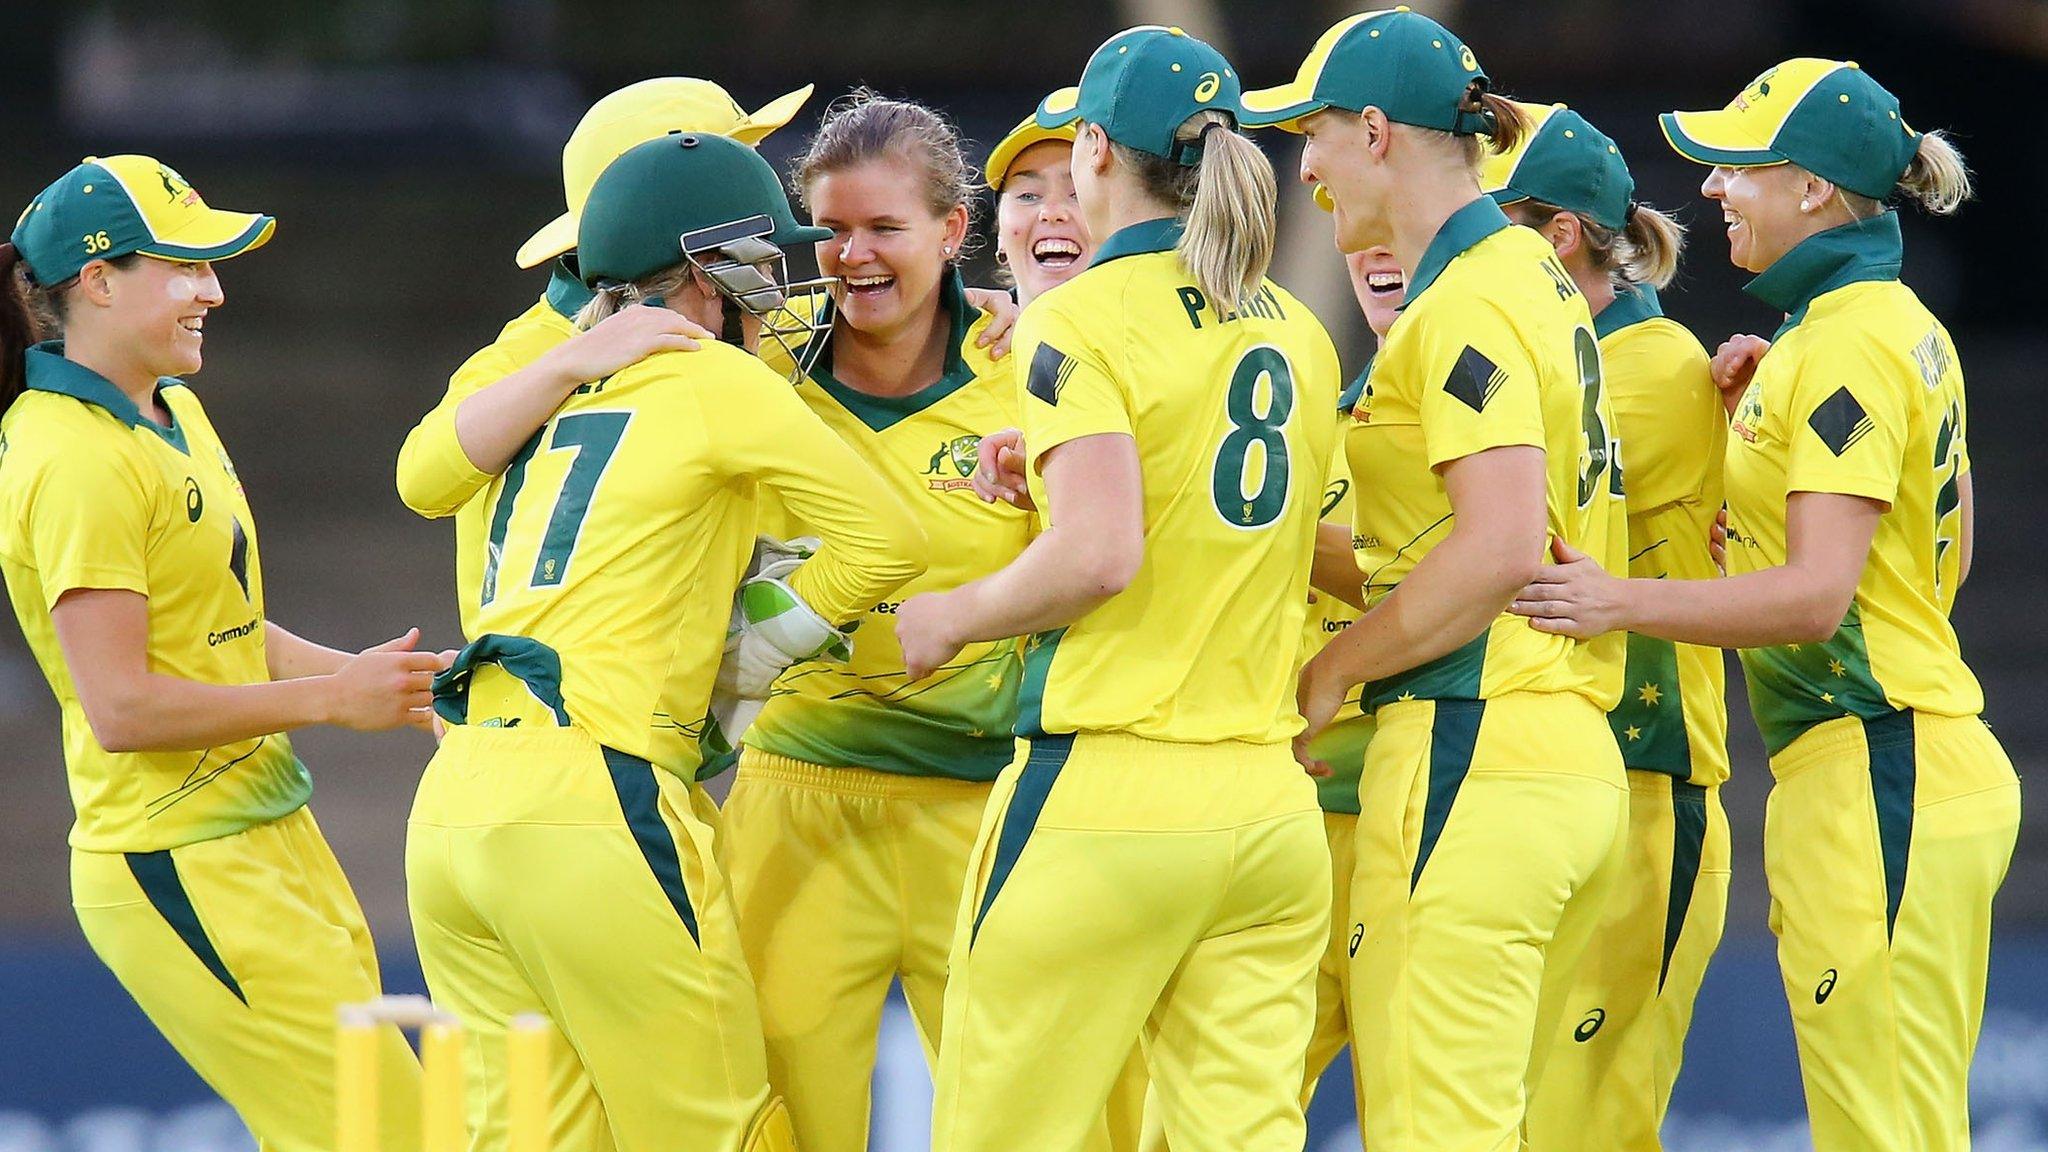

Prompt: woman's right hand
[1709,334,1771,415]
[971,427,1034,510]
[540,303,712,387]
[326,628,450,732]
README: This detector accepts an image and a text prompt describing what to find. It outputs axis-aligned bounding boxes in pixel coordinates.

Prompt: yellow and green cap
[1480,102,1633,231]
[1036,27,1243,166]
[516,77,815,269]
[575,132,831,287]
[986,89,1080,191]
[1241,7,1488,134]
[10,155,273,287]
[1661,59,1920,200]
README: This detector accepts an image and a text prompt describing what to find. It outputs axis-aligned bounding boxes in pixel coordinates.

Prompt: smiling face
[83,256,224,378]
[1702,162,1815,273]
[1298,107,1389,254]
[808,155,968,340]
[1343,245,1404,338]
[996,139,1093,304]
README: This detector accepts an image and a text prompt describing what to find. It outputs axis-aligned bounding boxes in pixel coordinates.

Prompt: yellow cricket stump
[338,994,551,1152]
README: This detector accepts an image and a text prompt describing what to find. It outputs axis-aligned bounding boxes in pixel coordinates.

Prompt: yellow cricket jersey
[438,339,928,780]
[1347,198,1627,712]
[1723,212,1980,755]
[745,272,1033,781]
[0,343,310,852]
[1302,374,1371,813]
[395,265,589,639]
[1597,287,1731,786]
[1014,217,1340,744]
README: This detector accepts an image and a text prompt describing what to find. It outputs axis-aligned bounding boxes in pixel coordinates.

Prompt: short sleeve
[1782,342,1909,506]
[1016,299,1131,467]
[26,448,153,608]
[394,341,512,517]
[1411,298,1546,469]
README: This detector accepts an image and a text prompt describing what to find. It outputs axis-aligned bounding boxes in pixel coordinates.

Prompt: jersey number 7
[480,410,633,605]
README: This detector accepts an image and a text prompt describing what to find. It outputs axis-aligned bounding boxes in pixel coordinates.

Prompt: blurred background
[1,0,2044,1149]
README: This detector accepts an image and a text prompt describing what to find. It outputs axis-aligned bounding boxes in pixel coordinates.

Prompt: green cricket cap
[575,132,831,287]
[1480,102,1634,231]
[1241,7,1489,134]
[1661,58,1921,200]
[1036,26,1243,166]
[11,155,273,287]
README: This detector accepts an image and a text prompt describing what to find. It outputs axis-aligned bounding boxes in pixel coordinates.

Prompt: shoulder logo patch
[1026,342,1074,406]
[1443,346,1507,413]
[1807,386,1874,456]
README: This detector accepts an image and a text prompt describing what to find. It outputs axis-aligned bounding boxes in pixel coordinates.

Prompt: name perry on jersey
[1177,284,1289,331]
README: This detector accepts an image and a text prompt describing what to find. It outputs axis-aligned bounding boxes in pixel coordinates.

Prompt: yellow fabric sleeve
[1783,343,1908,506]
[698,358,930,624]
[1413,299,1547,469]
[1017,302,1132,466]
[25,447,153,607]
[394,343,509,518]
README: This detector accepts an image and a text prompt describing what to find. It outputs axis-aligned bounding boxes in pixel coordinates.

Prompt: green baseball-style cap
[1035,26,1243,166]
[1241,7,1489,134]
[1480,101,1633,231]
[11,155,273,287]
[575,132,832,287]
[1661,59,1921,200]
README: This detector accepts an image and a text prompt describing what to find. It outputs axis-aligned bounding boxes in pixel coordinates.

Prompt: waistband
[1626,769,1714,803]
[1767,709,1986,782]
[1027,731,1295,770]
[737,750,995,801]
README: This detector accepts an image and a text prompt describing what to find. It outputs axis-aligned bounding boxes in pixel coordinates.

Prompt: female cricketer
[896,25,1341,1152]
[985,92,1089,305]
[1515,59,2019,1152]
[715,91,1035,1152]
[0,156,448,1150]
[402,132,928,1152]
[1478,100,1732,1150]
[1244,10,1632,1150]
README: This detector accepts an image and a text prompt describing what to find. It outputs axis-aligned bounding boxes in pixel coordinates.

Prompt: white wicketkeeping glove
[713,535,851,698]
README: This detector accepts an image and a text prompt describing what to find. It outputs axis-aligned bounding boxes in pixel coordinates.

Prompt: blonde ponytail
[1178,112,1276,307]
[1618,202,1684,289]
[574,263,698,330]
[1475,90,1529,155]
[1897,129,1972,215]
[1108,110,1278,308]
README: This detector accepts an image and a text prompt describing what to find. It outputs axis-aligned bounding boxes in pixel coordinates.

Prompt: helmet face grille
[682,217,836,378]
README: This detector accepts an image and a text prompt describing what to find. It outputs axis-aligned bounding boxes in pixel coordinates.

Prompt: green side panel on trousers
[1660,782,1709,990]
[125,849,247,1004]
[972,735,1072,944]
[1412,699,1484,893]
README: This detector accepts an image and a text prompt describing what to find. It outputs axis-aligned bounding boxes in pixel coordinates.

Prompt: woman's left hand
[964,287,1019,360]
[897,591,967,682]
[1509,538,1628,640]
[1293,655,1346,777]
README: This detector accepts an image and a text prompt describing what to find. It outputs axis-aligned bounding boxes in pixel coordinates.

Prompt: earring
[1799,199,1811,212]
[942,245,954,256]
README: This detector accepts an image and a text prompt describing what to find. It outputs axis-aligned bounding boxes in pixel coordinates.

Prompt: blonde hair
[1512,199,1684,291]
[1109,110,1276,308]
[1896,129,1972,215]
[1428,87,1531,169]
[574,263,698,330]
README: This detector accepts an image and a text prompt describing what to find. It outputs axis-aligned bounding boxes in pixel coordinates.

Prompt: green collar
[1593,283,1664,340]
[1746,212,1903,338]
[1090,216,1183,267]
[809,267,979,433]
[545,260,594,322]
[23,341,189,453]
[1401,196,1512,309]
[1339,356,1373,412]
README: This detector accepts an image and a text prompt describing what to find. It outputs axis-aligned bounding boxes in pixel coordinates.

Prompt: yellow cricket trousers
[407,725,786,1152]
[1764,710,2020,1152]
[933,732,1329,1152]
[73,805,421,1152]
[1348,692,1628,1152]
[1524,773,1731,1151]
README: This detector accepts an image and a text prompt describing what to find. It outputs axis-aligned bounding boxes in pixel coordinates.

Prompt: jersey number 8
[1211,346,1296,529]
